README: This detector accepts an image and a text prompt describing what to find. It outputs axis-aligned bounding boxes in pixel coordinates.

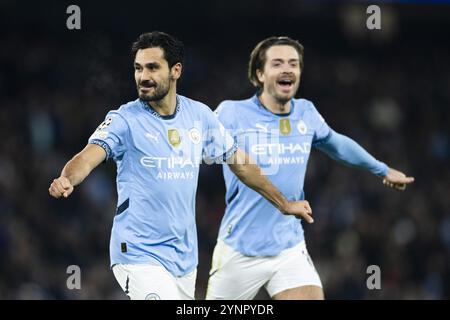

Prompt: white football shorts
[112,263,196,300]
[206,240,322,300]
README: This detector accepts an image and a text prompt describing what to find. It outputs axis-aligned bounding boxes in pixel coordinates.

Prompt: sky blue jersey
[88,95,237,277]
[216,95,388,257]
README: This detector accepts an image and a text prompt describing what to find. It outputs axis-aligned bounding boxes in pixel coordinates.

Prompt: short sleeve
[214,101,236,136]
[88,111,129,161]
[202,106,237,164]
[309,102,332,147]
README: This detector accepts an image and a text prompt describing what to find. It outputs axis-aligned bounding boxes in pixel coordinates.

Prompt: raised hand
[383,167,415,191]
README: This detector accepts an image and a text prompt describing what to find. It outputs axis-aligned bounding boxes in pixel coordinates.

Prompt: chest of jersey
[237,116,313,170]
[128,114,204,176]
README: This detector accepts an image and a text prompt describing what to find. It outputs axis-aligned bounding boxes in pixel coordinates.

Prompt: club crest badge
[188,128,201,144]
[297,120,307,135]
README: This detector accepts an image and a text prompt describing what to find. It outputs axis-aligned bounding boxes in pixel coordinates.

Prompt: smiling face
[257,45,301,104]
[134,47,181,102]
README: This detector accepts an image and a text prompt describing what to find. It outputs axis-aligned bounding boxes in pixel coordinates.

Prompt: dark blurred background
[0,0,449,299]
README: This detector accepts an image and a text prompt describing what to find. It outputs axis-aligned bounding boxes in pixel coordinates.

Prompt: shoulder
[177,94,214,116]
[293,97,325,119]
[293,97,316,111]
[215,97,254,116]
[102,100,141,128]
[114,99,141,117]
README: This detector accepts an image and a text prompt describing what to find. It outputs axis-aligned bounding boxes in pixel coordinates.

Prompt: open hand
[283,200,314,223]
[383,167,415,191]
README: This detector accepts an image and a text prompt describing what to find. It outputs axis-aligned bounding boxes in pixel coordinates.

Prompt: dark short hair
[131,31,184,68]
[248,36,304,89]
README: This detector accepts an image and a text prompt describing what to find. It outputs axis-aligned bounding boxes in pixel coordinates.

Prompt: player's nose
[140,68,152,80]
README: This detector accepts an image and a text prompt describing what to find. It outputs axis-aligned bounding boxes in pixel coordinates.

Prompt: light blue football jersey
[215,95,332,256]
[88,94,236,277]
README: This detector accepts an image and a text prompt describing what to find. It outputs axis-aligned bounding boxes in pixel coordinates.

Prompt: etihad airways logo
[251,142,311,155]
[140,156,201,169]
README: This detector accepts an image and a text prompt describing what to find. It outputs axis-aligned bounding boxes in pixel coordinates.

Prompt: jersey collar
[140,95,181,120]
[252,94,294,117]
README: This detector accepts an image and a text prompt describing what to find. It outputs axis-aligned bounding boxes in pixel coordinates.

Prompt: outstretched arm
[316,130,414,190]
[49,144,106,198]
[227,148,314,223]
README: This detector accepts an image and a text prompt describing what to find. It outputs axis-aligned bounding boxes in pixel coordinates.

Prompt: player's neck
[148,90,177,116]
[259,92,291,114]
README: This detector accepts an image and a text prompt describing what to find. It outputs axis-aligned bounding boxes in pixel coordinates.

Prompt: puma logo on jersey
[145,132,160,143]
[255,123,270,132]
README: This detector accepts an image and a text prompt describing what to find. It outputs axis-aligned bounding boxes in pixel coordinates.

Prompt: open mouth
[277,79,294,91]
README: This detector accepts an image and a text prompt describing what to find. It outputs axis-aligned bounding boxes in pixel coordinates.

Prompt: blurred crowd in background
[0,1,449,299]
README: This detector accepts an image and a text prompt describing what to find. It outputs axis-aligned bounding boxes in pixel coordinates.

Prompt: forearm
[228,150,289,213]
[61,144,106,186]
[61,154,95,186]
[317,130,388,177]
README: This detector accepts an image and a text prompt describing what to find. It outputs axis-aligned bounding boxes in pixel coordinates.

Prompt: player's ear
[171,63,182,80]
[256,69,265,84]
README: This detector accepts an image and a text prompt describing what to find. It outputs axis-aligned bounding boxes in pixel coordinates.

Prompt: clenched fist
[49,176,74,198]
